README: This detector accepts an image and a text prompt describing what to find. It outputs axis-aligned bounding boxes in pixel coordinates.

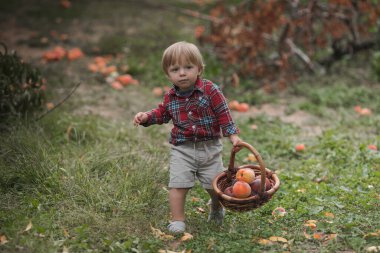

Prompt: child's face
[166,61,201,91]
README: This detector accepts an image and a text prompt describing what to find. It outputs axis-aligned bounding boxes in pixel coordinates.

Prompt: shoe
[167,221,186,233]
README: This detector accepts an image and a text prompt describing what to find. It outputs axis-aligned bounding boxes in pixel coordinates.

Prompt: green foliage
[371,51,380,81]
[0,43,46,120]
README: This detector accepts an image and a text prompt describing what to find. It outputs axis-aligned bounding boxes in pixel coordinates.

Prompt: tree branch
[35,82,81,121]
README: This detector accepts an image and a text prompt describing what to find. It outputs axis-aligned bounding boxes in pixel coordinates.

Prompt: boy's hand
[133,112,148,126]
[229,134,242,147]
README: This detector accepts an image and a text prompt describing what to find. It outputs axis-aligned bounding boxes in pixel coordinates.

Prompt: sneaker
[167,221,186,234]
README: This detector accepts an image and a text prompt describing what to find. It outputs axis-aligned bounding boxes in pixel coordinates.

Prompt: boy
[133,41,241,233]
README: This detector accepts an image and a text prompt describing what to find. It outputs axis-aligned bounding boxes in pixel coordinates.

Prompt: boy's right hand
[133,112,148,126]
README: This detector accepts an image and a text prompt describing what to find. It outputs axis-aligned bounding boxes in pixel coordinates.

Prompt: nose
[179,68,186,75]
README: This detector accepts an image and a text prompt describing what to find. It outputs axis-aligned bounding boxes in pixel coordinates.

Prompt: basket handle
[227,141,267,194]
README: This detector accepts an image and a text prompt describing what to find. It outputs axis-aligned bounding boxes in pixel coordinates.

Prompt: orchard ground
[1,1,379,252]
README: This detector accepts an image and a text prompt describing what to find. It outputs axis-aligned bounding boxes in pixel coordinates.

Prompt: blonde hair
[162,41,205,75]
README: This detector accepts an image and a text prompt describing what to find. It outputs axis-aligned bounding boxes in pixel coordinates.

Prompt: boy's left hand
[229,134,242,147]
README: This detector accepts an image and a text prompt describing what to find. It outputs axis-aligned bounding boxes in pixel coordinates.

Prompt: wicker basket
[212,141,280,212]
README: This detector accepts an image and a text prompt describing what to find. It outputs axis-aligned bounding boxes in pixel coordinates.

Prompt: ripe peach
[295,144,305,152]
[228,100,239,111]
[368,144,377,151]
[232,181,252,198]
[236,168,255,184]
[152,87,163,97]
[237,102,249,112]
[250,176,271,193]
[223,186,234,197]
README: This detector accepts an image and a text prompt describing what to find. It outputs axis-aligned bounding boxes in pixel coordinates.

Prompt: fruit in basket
[232,181,252,198]
[236,168,255,184]
[223,186,234,197]
[250,176,272,193]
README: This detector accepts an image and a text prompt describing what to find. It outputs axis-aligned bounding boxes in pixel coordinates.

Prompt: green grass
[1,0,380,252]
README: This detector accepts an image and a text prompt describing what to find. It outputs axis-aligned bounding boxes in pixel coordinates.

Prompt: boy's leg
[168,188,189,233]
[206,188,222,210]
[206,188,225,225]
[169,188,190,221]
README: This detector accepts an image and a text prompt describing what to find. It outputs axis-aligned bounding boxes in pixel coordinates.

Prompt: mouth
[178,79,188,83]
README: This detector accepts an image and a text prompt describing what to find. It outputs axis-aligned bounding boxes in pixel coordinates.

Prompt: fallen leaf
[246,153,257,162]
[304,223,317,230]
[324,212,335,218]
[191,197,200,202]
[181,232,193,241]
[150,225,174,241]
[297,188,306,193]
[366,246,380,252]
[23,220,33,233]
[364,230,380,238]
[272,207,287,217]
[313,232,324,240]
[258,238,273,245]
[269,236,288,243]
[46,102,55,110]
[325,233,337,241]
[62,246,69,253]
[158,250,186,253]
[63,228,69,237]
[196,207,205,213]
[250,124,258,130]
[0,235,9,245]
[303,230,311,239]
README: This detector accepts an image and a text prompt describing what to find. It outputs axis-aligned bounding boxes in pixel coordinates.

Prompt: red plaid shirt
[143,78,239,145]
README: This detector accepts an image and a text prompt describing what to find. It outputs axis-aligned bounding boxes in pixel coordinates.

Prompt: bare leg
[169,188,190,221]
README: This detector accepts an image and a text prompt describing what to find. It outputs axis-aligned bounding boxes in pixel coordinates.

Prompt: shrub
[0,42,46,120]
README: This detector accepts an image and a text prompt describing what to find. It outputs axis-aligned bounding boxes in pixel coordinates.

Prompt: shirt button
[192,125,196,129]
[189,111,192,115]
[186,98,189,101]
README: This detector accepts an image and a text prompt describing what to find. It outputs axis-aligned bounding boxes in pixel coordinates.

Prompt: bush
[0,42,46,120]
[371,51,380,81]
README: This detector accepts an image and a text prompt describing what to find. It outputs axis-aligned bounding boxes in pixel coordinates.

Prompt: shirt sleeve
[142,95,171,126]
[209,84,240,136]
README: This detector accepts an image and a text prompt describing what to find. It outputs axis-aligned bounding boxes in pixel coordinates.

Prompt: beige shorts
[169,139,224,189]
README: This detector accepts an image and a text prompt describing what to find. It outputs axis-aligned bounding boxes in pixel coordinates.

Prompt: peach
[223,186,234,197]
[232,181,252,198]
[295,144,305,152]
[236,168,255,184]
[250,176,271,193]
[368,144,377,151]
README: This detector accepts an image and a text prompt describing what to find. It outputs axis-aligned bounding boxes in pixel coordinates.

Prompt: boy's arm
[209,84,240,136]
[137,95,171,126]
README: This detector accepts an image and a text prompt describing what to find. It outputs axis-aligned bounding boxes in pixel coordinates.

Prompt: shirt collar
[169,78,204,96]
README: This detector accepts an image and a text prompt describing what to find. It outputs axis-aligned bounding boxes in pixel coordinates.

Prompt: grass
[1,0,380,252]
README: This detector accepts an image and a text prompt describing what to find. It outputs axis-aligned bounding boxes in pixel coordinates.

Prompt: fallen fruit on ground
[232,181,251,198]
[295,144,305,152]
[67,47,84,60]
[236,102,249,112]
[368,144,377,151]
[236,168,255,184]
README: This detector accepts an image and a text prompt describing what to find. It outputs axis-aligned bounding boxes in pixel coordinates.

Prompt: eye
[170,67,179,72]
[186,65,194,69]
